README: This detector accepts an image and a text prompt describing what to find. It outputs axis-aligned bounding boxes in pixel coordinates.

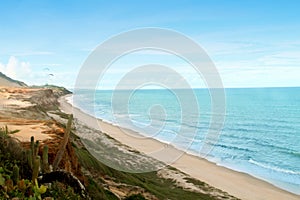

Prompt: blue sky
[0,0,300,89]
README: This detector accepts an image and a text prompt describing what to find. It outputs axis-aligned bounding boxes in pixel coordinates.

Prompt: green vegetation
[31,84,72,96]
[74,142,217,200]
[42,145,49,173]
[0,112,229,200]
[0,127,81,199]
[184,177,206,187]
[0,119,224,200]
[0,127,47,199]
[53,114,73,170]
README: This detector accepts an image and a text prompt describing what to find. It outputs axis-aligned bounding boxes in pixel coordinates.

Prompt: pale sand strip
[59,95,300,200]
[0,122,52,142]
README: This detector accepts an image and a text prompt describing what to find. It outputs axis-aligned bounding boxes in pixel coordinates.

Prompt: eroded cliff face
[0,87,70,120]
[29,89,60,110]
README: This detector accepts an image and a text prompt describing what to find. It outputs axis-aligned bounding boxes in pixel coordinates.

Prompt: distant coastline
[60,94,300,200]
[68,88,300,195]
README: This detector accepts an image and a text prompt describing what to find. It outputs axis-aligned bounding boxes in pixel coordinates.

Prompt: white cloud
[0,56,32,81]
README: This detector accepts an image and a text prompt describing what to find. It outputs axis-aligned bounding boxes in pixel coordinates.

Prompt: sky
[0,0,300,89]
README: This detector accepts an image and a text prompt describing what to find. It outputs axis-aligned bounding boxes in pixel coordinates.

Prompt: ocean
[71,87,300,195]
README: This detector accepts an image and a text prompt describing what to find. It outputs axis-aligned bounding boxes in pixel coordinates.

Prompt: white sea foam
[249,159,300,175]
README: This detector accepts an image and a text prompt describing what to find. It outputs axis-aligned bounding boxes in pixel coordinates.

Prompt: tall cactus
[34,140,40,158]
[42,145,50,173]
[53,114,73,170]
[12,164,19,184]
[5,125,8,135]
[28,136,46,182]
[30,136,34,152]
[32,156,40,182]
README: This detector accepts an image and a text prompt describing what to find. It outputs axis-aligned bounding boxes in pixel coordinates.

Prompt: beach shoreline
[59,94,300,200]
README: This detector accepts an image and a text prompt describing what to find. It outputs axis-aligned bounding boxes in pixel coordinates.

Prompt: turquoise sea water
[72,87,300,195]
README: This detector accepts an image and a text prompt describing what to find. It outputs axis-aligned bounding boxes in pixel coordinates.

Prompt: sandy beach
[59,95,300,200]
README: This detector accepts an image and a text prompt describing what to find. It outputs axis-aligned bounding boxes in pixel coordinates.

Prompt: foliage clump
[0,126,82,199]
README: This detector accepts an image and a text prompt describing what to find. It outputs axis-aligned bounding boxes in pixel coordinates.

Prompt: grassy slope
[72,134,217,200]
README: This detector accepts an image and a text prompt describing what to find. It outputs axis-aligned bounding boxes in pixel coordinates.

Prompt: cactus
[12,165,19,184]
[34,140,39,158]
[30,136,34,152]
[5,125,8,135]
[53,114,73,170]
[32,156,40,182]
[28,136,46,182]
[29,136,40,170]
[42,145,49,173]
